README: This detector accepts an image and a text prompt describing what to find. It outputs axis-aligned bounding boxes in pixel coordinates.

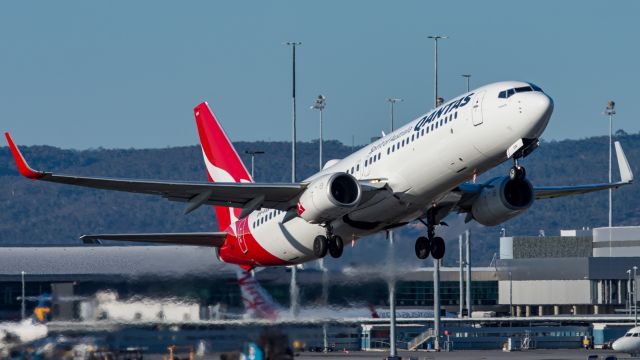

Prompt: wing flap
[80,232,227,247]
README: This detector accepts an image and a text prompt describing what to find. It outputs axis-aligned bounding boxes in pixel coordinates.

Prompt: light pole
[634,265,638,326]
[21,271,26,320]
[628,269,632,316]
[285,41,302,319]
[387,98,403,132]
[284,41,302,183]
[428,34,447,351]
[605,101,616,257]
[244,150,265,180]
[459,234,464,318]
[428,35,448,108]
[311,95,326,171]
[462,74,471,93]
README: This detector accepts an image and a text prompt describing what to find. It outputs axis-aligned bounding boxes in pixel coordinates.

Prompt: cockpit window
[498,84,542,99]
[529,83,543,92]
[634,333,639,337]
[515,86,533,93]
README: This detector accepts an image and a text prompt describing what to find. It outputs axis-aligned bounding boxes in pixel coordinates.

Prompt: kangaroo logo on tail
[235,268,282,320]
[194,102,252,232]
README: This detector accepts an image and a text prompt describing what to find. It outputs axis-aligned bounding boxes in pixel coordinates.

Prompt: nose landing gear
[509,158,526,181]
[414,211,446,260]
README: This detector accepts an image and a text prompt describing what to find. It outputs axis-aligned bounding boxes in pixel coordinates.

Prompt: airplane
[612,326,640,354]
[4,81,634,270]
[0,294,50,353]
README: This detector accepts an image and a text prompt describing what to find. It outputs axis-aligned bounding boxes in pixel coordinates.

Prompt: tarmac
[293,349,628,359]
[161,349,627,360]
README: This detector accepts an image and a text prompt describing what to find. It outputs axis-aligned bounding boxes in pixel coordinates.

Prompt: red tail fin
[194,102,252,231]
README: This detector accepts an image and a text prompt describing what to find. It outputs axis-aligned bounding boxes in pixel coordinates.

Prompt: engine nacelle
[298,173,361,224]
[471,176,534,226]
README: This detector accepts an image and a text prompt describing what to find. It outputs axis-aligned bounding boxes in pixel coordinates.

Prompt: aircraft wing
[80,232,227,246]
[533,141,633,199]
[5,133,305,213]
[450,141,633,212]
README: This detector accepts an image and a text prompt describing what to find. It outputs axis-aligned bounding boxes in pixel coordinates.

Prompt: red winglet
[4,132,46,179]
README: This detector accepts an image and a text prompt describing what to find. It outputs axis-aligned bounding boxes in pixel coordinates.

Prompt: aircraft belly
[254,217,322,262]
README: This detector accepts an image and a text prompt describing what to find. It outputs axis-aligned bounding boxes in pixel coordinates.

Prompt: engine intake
[471,176,534,226]
[298,173,361,224]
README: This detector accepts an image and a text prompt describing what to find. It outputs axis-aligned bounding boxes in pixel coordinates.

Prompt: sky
[1,1,639,149]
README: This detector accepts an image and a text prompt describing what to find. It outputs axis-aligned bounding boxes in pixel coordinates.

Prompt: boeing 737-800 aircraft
[4,81,634,270]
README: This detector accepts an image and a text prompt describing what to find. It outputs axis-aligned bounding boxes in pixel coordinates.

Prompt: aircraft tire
[415,236,430,259]
[328,235,344,258]
[431,236,445,260]
[313,235,328,258]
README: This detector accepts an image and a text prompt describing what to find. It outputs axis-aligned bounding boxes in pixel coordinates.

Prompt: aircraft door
[237,218,249,254]
[471,91,486,126]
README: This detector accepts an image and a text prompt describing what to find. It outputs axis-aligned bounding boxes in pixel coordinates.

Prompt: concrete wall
[511,236,592,259]
[593,226,640,257]
[499,280,592,305]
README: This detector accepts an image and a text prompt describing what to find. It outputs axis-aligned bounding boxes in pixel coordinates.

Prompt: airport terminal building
[1,226,640,322]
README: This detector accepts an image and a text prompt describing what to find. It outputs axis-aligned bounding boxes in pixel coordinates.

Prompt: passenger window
[444,118,448,124]
[454,112,458,119]
[430,124,434,131]
[365,160,368,166]
[426,127,430,134]
[421,129,425,136]
[357,164,360,171]
[435,122,439,129]
[387,148,390,155]
[378,153,381,160]
[411,134,415,141]
[439,119,443,126]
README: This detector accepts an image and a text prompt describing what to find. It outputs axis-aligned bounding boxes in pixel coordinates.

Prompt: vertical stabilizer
[235,268,282,320]
[194,102,252,231]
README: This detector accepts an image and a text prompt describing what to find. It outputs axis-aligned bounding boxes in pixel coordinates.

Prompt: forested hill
[1,132,639,267]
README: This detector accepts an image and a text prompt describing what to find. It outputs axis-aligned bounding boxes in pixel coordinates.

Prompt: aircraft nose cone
[523,92,553,138]
[529,92,553,119]
[612,338,625,352]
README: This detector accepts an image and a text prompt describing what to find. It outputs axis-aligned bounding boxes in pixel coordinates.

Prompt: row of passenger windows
[343,111,458,176]
[253,209,284,228]
[498,83,543,99]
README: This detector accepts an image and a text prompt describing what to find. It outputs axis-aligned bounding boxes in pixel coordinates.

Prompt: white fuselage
[613,326,640,354]
[239,81,553,264]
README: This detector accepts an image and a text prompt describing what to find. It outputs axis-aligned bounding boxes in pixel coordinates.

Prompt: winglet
[4,132,46,179]
[615,141,634,183]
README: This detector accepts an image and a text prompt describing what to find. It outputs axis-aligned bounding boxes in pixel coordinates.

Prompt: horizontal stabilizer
[80,232,226,247]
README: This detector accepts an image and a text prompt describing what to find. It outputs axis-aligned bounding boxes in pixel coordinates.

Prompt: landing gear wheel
[313,235,328,258]
[509,165,526,180]
[328,235,344,258]
[431,236,445,260]
[415,236,431,259]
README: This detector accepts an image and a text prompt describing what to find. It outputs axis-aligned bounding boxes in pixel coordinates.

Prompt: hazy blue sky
[1,1,639,149]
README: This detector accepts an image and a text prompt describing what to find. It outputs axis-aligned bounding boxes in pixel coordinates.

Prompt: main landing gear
[313,227,344,259]
[414,211,446,260]
[509,158,526,181]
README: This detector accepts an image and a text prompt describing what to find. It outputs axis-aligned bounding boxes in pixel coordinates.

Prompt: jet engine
[297,173,361,224]
[471,176,534,226]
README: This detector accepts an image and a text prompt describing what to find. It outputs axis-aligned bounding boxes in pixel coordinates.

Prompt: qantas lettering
[413,93,474,132]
